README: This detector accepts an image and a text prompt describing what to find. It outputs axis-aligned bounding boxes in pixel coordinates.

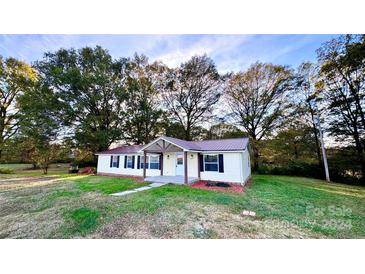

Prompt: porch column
[160,153,163,176]
[184,151,188,184]
[143,150,147,178]
[197,153,201,180]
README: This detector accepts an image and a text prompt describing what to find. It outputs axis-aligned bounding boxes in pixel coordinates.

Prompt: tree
[295,62,323,168]
[0,56,36,159]
[262,122,320,165]
[35,46,127,154]
[18,82,62,174]
[162,55,222,141]
[225,62,294,171]
[122,54,164,144]
[205,123,246,140]
[316,35,365,181]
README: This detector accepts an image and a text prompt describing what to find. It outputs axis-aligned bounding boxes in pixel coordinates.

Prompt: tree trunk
[294,141,299,159]
[309,107,322,168]
[252,140,259,172]
[185,125,191,141]
[352,126,365,183]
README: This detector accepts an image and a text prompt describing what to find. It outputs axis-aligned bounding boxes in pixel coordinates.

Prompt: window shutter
[124,156,127,168]
[218,154,224,173]
[132,156,135,169]
[110,156,113,168]
[137,156,140,169]
[199,154,204,172]
[117,156,120,168]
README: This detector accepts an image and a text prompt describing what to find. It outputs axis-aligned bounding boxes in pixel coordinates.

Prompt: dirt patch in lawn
[0,178,119,238]
[0,176,64,192]
[90,203,323,239]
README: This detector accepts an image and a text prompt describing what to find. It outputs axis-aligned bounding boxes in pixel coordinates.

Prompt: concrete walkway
[111,182,165,196]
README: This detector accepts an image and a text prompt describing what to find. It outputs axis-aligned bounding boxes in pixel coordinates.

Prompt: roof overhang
[138,136,189,152]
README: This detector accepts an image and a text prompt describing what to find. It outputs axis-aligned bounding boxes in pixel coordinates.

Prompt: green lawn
[0,163,70,176]
[0,173,364,238]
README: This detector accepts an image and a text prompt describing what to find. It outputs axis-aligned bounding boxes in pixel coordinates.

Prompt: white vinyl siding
[201,152,249,184]
[97,154,160,177]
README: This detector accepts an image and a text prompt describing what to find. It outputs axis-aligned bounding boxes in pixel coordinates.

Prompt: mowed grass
[76,176,148,194]
[0,173,364,238]
[0,163,70,176]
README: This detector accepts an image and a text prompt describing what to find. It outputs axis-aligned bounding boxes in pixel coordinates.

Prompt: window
[177,156,183,165]
[149,155,160,169]
[127,156,133,168]
[140,156,149,169]
[139,155,160,169]
[204,154,219,172]
[111,156,118,168]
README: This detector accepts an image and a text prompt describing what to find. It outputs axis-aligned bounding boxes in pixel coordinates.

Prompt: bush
[257,161,323,179]
[0,167,15,174]
[74,160,96,168]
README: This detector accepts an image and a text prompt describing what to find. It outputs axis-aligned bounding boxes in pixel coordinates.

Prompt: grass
[75,176,148,194]
[32,190,81,212]
[0,163,34,170]
[0,163,70,176]
[64,207,100,236]
[0,171,364,238]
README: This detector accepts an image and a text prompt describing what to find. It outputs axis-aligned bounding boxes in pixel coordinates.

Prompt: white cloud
[151,35,252,70]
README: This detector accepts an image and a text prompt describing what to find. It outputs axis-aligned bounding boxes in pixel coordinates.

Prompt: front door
[175,152,184,176]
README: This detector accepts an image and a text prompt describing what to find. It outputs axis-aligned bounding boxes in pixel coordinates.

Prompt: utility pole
[316,116,330,182]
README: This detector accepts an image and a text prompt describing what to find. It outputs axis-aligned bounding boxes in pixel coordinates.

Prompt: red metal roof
[96,144,144,155]
[96,136,249,155]
[192,138,249,151]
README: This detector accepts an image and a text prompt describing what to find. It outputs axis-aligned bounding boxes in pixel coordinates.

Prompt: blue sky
[0,34,339,72]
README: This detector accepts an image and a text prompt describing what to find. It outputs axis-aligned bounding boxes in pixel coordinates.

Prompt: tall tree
[162,55,222,140]
[0,56,36,159]
[206,123,246,140]
[122,54,164,144]
[316,34,365,180]
[18,82,63,174]
[35,46,127,154]
[295,62,323,168]
[225,62,293,171]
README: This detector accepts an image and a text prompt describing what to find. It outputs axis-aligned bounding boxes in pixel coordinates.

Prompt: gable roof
[95,136,249,155]
[192,138,249,151]
[139,136,249,152]
[96,144,143,155]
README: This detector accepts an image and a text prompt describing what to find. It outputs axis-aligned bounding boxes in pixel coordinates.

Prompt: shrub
[257,161,323,179]
[0,167,14,174]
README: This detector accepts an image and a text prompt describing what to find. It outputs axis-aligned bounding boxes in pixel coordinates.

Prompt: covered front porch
[144,175,199,185]
[138,136,201,184]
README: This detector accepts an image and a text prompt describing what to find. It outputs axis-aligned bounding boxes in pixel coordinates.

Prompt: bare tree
[225,62,293,171]
[162,55,222,140]
[0,56,36,159]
